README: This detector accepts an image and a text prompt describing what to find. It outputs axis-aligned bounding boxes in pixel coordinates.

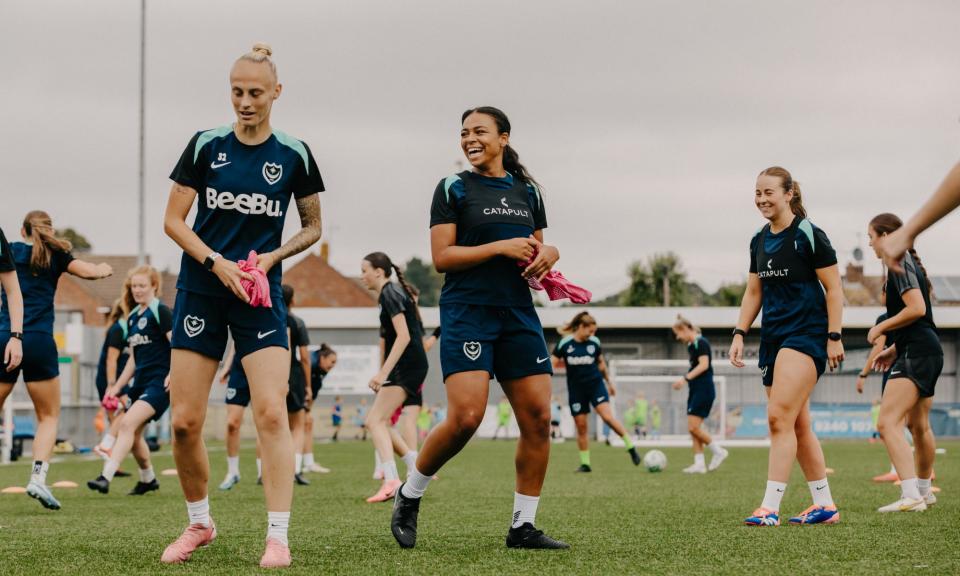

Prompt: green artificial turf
[0,439,957,575]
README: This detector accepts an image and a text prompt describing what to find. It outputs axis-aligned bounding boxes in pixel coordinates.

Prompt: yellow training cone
[1,486,27,494]
[161,468,178,477]
[51,481,79,488]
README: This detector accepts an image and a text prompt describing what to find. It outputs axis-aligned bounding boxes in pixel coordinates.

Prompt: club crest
[262,162,282,185]
[463,341,481,361]
[183,315,205,338]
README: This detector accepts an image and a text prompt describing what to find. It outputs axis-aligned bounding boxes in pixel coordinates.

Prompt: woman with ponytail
[88,265,171,498]
[0,210,112,511]
[552,312,640,472]
[867,213,942,512]
[729,167,844,527]
[391,107,566,551]
[360,252,428,503]
[671,315,728,473]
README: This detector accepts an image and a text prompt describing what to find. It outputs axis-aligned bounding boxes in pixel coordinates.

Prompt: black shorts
[287,372,306,413]
[128,377,170,422]
[687,386,716,419]
[568,379,609,416]
[887,353,943,399]
[758,335,826,387]
[402,383,424,408]
[384,364,428,399]
[0,332,59,384]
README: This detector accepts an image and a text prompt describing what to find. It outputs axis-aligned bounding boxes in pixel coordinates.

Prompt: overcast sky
[2,0,959,298]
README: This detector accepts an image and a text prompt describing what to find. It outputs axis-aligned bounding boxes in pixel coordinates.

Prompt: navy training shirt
[379,282,428,372]
[127,298,173,384]
[288,312,310,384]
[749,217,837,341]
[95,320,130,391]
[886,252,940,357]
[553,335,604,389]
[0,228,14,273]
[0,242,74,333]
[170,126,325,298]
[430,171,547,307]
[686,335,714,390]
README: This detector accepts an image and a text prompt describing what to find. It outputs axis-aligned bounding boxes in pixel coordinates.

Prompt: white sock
[401,467,433,499]
[267,511,290,545]
[256,458,262,479]
[102,460,119,482]
[511,492,539,529]
[760,480,787,512]
[304,452,315,468]
[402,450,418,473]
[227,456,240,477]
[139,466,156,483]
[707,442,723,456]
[918,477,932,497]
[186,497,211,527]
[694,453,705,467]
[101,433,117,451]
[31,461,49,485]
[808,478,834,507]
[900,478,921,500]
[383,460,399,481]
[295,453,303,474]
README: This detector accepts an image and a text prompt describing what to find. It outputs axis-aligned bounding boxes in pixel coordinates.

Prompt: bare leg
[574,414,589,451]
[502,374,552,496]
[24,378,61,463]
[169,350,219,503]
[414,371,489,476]
[878,379,921,482]
[766,349,818,482]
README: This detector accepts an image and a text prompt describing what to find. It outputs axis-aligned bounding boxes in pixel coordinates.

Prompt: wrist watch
[732,328,747,338]
[203,252,222,271]
[828,332,842,342]
[9,331,23,340]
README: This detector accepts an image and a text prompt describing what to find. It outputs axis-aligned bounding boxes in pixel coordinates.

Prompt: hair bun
[252,42,273,57]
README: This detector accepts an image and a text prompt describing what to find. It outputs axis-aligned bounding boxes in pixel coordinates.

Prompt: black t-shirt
[0,242,75,333]
[0,228,14,272]
[288,312,310,383]
[886,252,941,357]
[686,336,713,389]
[379,283,427,371]
[430,171,547,307]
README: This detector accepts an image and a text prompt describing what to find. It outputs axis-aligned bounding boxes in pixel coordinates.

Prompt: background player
[283,284,312,486]
[303,344,337,473]
[0,210,112,510]
[868,213,943,512]
[161,43,324,568]
[730,167,843,527]
[88,266,170,496]
[553,312,640,472]
[0,225,24,395]
[672,315,728,473]
[361,252,428,503]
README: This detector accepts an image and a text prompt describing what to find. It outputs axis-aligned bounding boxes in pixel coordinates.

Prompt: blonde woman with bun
[162,43,324,568]
[0,210,112,511]
[671,315,728,473]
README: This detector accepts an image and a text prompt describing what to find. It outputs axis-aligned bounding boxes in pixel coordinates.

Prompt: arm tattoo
[272,194,322,262]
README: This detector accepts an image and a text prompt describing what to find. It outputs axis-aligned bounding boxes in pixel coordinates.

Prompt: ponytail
[558,311,597,336]
[759,167,806,219]
[105,298,125,326]
[462,106,542,191]
[318,343,336,359]
[22,210,72,274]
[364,252,424,326]
[673,314,698,332]
[392,263,423,327]
[869,213,933,293]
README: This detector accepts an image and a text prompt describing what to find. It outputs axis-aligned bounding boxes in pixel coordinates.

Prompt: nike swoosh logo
[537,357,549,364]
[816,485,826,491]
[258,330,277,339]
[210,161,232,169]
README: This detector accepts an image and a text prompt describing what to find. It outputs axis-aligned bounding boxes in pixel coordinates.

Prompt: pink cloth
[237,250,273,308]
[101,395,119,411]
[518,249,592,304]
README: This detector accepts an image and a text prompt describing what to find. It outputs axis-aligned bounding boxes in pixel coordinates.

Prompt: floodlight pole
[137,0,147,265]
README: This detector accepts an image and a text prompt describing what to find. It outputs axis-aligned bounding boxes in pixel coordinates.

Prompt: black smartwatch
[203,252,222,271]
[9,331,23,341]
[828,332,842,342]
[732,328,747,338]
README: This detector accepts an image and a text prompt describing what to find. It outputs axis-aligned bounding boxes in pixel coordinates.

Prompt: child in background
[634,393,648,438]
[332,396,343,442]
[650,401,662,440]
